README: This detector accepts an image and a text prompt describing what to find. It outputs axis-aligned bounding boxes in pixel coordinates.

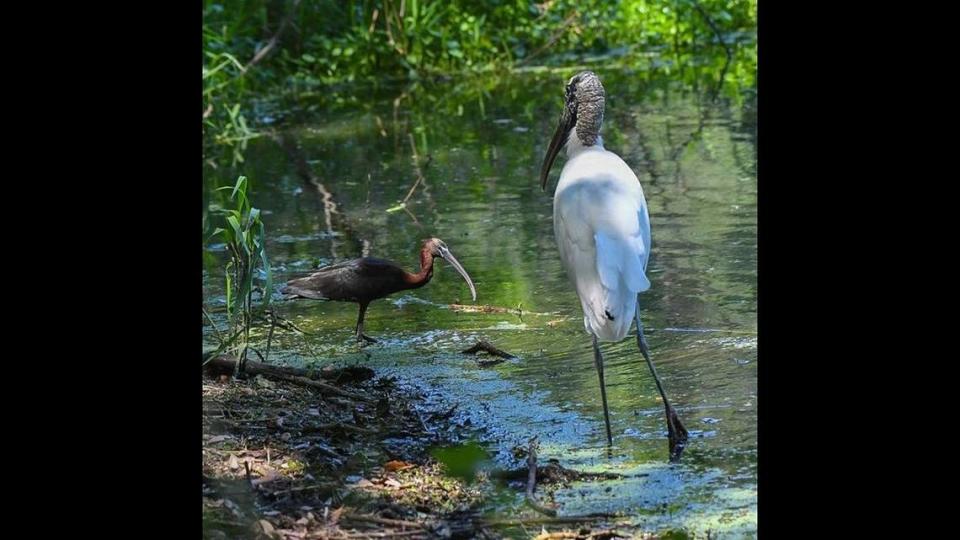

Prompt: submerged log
[461,339,517,366]
[204,355,374,402]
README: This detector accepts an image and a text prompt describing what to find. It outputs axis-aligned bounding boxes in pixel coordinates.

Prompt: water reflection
[204,52,756,536]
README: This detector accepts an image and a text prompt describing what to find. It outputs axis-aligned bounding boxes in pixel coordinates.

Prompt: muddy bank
[202,358,680,539]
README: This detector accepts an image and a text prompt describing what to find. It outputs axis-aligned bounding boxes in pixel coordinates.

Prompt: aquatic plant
[206,175,273,366]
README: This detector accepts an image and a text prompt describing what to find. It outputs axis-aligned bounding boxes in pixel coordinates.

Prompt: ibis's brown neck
[404,249,435,288]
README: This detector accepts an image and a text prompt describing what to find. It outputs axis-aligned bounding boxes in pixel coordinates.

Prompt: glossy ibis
[282,238,477,345]
[539,71,688,461]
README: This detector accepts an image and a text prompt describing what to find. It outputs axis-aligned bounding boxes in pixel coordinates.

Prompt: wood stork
[282,238,477,345]
[539,71,689,461]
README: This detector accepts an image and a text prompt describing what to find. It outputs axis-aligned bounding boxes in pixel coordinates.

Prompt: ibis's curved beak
[438,246,477,302]
[539,107,575,191]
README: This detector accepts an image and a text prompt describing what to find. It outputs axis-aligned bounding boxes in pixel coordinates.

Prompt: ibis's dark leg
[355,302,378,345]
[635,303,688,462]
[592,334,614,446]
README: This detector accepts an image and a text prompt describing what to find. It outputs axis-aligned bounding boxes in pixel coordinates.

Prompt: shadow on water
[204,48,756,536]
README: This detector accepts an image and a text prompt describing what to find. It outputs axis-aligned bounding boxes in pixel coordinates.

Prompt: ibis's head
[424,238,477,302]
[539,71,606,190]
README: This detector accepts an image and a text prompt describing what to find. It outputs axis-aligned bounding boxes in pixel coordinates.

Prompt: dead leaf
[384,460,414,472]
[255,519,276,538]
[207,435,234,444]
[227,454,240,470]
[327,506,344,525]
[223,498,243,518]
[384,478,403,488]
[255,376,276,389]
[252,469,280,486]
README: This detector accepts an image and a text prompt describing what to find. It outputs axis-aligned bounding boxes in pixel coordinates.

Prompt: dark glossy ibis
[282,238,477,345]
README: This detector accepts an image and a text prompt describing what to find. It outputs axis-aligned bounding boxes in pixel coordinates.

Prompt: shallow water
[204,58,756,537]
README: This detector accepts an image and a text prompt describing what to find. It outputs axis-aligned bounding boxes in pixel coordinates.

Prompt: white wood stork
[539,71,688,461]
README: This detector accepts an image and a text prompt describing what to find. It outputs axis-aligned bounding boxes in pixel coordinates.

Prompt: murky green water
[205,58,756,537]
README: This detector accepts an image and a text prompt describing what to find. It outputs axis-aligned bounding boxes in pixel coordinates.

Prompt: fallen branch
[266,482,338,496]
[206,354,373,384]
[480,513,619,527]
[299,422,378,436]
[205,356,374,402]
[341,512,425,529]
[461,340,517,365]
[332,531,426,539]
[525,437,557,516]
[203,518,247,528]
[491,462,624,483]
[448,303,558,317]
[449,303,521,315]
[534,530,628,540]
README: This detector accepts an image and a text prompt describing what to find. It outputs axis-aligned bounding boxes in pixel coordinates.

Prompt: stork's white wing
[553,150,651,341]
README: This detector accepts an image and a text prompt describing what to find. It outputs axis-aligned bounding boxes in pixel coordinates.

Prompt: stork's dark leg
[592,334,614,447]
[635,303,688,462]
[355,301,378,345]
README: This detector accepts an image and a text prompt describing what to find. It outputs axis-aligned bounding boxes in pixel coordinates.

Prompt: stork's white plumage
[539,71,688,461]
[554,134,651,342]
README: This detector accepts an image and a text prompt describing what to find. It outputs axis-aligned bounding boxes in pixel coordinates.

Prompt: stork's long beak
[438,246,477,302]
[539,107,575,191]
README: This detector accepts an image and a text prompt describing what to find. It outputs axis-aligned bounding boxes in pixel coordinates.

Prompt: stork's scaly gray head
[539,71,606,190]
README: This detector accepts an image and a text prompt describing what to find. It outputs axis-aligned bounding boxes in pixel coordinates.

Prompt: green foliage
[203,6,259,167]
[209,175,273,359]
[201,1,756,143]
[430,441,490,482]
[205,0,753,81]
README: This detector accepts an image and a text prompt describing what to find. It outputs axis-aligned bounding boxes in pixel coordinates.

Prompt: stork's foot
[665,405,689,463]
[357,333,378,346]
